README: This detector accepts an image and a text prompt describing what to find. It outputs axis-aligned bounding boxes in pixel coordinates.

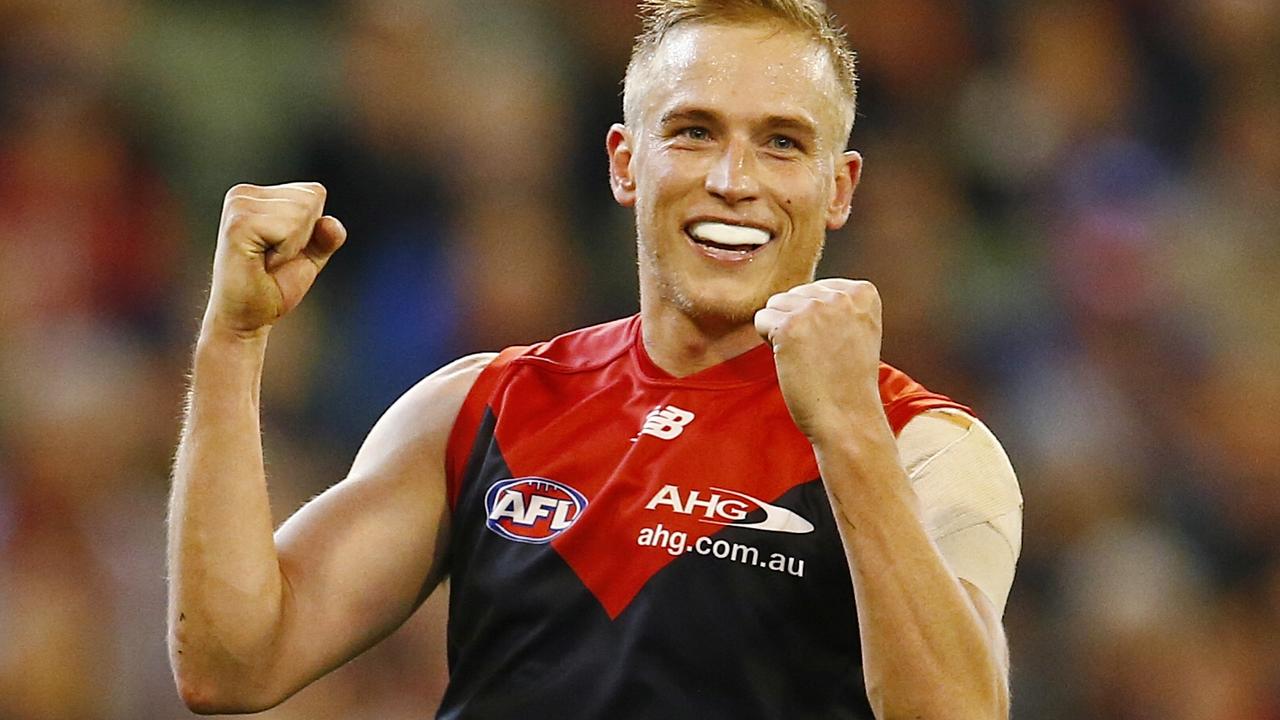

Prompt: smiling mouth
[685,221,773,256]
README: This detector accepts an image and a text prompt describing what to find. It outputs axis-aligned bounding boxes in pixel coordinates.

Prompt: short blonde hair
[622,0,858,140]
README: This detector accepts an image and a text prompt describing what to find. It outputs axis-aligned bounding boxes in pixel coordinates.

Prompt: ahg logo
[485,477,589,544]
[644,484,814,534]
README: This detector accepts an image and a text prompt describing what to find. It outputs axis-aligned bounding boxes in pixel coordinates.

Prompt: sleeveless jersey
[438,315,970,719]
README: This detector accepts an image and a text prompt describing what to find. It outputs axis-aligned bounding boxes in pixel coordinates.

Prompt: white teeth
[689,221,770,247]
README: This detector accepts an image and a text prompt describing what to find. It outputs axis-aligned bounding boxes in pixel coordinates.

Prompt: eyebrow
[761,115,818,139]
[659,108,719,126]
[658,107,819,138]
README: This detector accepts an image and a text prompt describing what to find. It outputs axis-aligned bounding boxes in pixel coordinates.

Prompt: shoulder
[897,409,1023,542]
[899,409,1023,613]
[391,352,496,422]
[352,353,497,468]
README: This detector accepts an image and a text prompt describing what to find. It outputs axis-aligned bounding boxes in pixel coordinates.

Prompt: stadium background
[1,0,1277,717]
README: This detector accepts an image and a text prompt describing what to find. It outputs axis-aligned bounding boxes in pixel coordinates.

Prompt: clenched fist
[205,182,347,338]
[754,278,885,443]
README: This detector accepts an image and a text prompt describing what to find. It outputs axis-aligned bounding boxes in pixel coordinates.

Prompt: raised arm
[167,182,486,713]
[757,278,1019,720]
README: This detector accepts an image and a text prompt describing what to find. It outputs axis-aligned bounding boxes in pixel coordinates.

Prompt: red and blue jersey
[438,315,969,719]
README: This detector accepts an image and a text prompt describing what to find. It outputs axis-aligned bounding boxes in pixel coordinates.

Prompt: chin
[669,283,772,326]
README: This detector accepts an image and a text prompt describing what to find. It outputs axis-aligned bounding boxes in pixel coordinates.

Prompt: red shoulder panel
[877,363,973,436]
[445,346,530,509]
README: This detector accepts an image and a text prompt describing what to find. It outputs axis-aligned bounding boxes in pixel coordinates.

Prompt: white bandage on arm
[897,409,1023,615]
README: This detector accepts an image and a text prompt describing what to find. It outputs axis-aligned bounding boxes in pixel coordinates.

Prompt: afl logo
[484,477,589,544]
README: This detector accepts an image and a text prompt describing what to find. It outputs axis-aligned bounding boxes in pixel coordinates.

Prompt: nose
[704,137,760,205]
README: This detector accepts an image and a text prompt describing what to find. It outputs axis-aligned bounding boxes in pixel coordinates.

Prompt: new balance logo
[635,405,695,441]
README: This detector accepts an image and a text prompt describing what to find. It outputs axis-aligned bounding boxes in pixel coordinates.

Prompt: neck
[639,296,767,378]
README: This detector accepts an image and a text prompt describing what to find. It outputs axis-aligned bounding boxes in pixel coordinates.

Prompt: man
[168,1,1022,717]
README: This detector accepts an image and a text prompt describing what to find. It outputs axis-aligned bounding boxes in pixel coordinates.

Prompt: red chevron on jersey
[444,315,970,619]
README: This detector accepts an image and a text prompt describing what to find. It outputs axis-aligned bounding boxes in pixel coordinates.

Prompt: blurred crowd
[0,0,1276,717]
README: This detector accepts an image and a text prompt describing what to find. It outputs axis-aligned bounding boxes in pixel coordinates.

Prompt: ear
[607,123,637,207]
[825,150,863,230]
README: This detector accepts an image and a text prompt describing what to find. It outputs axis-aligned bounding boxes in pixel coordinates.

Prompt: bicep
[268,352,494,694]
[961,578,1011,683]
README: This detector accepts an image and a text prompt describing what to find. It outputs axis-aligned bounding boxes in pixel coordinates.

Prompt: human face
[608,22,862,325]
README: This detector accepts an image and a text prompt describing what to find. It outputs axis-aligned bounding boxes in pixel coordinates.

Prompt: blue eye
[770,135,797,151]
[681,126,710,141]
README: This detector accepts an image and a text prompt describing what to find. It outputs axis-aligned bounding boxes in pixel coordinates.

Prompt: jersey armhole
[885,394,974,436]
[878,363,974,436]
[444,345,529,509]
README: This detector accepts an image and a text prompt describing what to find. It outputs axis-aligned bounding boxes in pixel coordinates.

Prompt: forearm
[167,323,287,708]
[815,418,1008,720]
